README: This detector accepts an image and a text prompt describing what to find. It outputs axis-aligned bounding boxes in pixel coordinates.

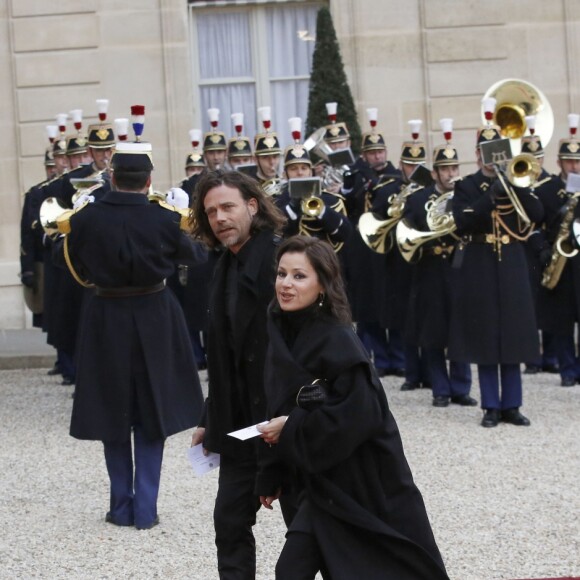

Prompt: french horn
[396,191,457,262]
[358,182,421,254]
[39,197,74,239]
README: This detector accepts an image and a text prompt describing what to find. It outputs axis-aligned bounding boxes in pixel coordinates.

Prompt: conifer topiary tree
[306,7,362,153]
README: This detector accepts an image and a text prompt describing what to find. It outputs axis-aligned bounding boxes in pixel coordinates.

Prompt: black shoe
[136,516,159,530]
[542,363,560,374]
[561,377,576,387]
[375,367,389,378]
[105,512,133,527]
[197,362,207,371]
[421,381,432,390]
[500,408,531,426]
[481,409,500,428]
[47,365,62,376]
[432,396,449,407]
[450,394,478,406]
[392,368,406,377]
[400,381,419,391]
[523,365,540,375]
[61,376,75,386]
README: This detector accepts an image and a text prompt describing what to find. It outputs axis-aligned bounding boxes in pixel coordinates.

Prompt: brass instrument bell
[481,79,554,146]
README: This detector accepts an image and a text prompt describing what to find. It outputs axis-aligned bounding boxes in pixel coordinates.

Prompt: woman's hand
[257,416,288,445]
[259,488,282,510]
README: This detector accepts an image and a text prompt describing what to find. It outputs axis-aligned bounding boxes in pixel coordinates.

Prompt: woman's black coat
[259,308,449,579]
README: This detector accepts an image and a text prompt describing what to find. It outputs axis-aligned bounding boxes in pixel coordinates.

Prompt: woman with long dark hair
[257,235,449,579]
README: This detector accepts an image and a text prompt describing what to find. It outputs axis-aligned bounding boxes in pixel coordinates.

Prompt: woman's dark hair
[190,169,286,248]
[276,235,352,325]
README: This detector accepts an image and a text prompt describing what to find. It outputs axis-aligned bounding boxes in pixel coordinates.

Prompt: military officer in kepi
[448,98,544,428]
[56,126,206,529]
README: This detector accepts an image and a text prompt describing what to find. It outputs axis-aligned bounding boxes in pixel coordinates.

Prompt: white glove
[166,187,190,210]
[73,193,95,209]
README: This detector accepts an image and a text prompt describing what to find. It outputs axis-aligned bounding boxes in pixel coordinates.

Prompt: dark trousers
[553,333,580,380]
[404,343,430,384]
[357,322,405,371]
[426,349,471,398]
[527,331,558,368]
[58,348,76,381]
[214,453,296,580]
[103,425,164,528]
[478,363,522,410]
[189,328,207,368]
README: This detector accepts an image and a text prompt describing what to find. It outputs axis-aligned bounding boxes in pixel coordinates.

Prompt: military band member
[449,113,544,427]
[19,132,59,328]
[203,108,228,171]
[228,113,255,171]
[372,121,431,390]
[180,129,206,197]
[276,117,351,252]
[41,128,94,386]
[342,109,403,377]
[402,120,475,407]
[60,139,205,530]
[536,115,580,386]
[254,107,283,186]
[520,123,559,376]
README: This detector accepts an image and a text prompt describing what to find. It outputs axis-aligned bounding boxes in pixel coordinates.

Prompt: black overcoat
[202,230,280,457]
[343,161,400,323]
[260,308,449,579]
[65,191,206,443]
[534,173,580,335]
[448,170,543,364]
[371,178,414,330]
[403,185,459,348]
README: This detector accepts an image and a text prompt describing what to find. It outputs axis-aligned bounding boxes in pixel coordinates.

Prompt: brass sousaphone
[481,78,554,148]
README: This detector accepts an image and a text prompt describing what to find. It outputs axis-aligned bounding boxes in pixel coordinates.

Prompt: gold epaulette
[372,177,397,192]
[56,201,92,235]
[158,199,192,231]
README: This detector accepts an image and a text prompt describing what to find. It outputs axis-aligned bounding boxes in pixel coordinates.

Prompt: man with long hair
[190,170,290,579]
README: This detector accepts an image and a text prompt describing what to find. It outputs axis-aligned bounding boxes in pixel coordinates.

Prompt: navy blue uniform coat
[66,191,205,443]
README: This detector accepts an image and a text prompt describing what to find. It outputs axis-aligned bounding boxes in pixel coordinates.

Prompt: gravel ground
[0,367,578,580]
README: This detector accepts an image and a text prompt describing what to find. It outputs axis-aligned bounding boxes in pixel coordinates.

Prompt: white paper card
[227,421,269,441]
[187,444,220,476]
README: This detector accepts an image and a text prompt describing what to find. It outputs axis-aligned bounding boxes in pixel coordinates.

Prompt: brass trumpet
[301,195,325,218]
[495,153,542,225]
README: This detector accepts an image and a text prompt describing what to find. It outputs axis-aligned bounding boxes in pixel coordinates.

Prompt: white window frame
[188,0,325,133]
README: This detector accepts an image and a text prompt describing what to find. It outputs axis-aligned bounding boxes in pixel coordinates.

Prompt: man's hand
[259,488,282,510]
[190,426,208,456]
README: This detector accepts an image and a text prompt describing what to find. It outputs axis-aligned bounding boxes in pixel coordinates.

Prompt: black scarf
[264,304,381,416]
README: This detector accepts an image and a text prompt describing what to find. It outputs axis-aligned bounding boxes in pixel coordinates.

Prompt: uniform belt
[423,245,454,257]
[95,281,166,297]
[469,233,514,245]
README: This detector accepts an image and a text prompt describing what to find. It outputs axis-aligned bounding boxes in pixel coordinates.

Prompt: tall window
[189,1,322,148]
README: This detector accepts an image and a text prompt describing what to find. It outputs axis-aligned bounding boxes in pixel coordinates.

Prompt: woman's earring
[318,293,325,307]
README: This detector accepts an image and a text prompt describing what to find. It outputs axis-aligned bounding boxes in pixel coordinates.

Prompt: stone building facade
[1,0,579,328]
